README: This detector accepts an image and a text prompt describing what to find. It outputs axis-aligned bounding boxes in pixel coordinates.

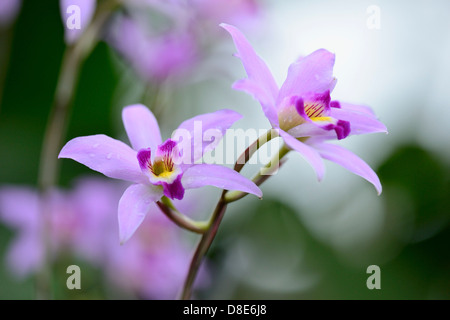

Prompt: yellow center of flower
[304,102,332,122]
[311,116,332,122]
[278,102,332,131]
[151,158,175,179]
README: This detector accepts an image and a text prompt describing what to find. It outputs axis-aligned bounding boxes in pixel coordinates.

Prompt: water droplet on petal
[93,143,100,148]
[89,153,95,158]
[106,153,113,160]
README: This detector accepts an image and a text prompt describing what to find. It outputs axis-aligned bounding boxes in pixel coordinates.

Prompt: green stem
[157,197,209,234]
[179,132,287,300]
[180,191,227,300]
[0,24,14,114]
[224,144,290,203]
[38,0,120,192]
[35,0,121,300]
[233,128,278,173]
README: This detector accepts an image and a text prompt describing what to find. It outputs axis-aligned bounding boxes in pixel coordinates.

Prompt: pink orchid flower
[221,23,387,194]
[59,104,262,243]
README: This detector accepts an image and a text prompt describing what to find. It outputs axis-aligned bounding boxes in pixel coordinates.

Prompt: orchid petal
[310,142,382,195]
[122,104,162,152]
[340,102,378,117]
[288,122,336,139]
[278,129,325,181]
[221,23,279,126]
[330,107,387,135]
[290,121,350,141]
[232,78,279,126]
[181,164,262,198]
[118,184,163,244]
[173,109,242,165]
[59,134,147,185]
[278,49,336,104]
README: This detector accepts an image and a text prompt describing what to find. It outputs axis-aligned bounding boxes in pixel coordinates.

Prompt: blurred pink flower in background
[0,177,209,299]
[80,178,210,299]
[105,199,206,299]
[0,187,43,278]
[0,0,22,26]
[0,177,119,277]
[127,0,261,28]
[59,0,97,44]
[191,0,261,31]
[60,177,124,265]
[108,16,199,83]
[107,0,263,84]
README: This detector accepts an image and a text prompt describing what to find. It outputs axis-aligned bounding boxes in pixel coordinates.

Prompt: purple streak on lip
[137,148,152,171]
[156,139,178,161]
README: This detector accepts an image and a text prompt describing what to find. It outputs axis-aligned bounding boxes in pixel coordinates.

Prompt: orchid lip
[278,93,331,132]
[149,165,183,185]
[277,96,306,131]
[137,140,184,190]
[277,92,350,140]
[150,157,175,178]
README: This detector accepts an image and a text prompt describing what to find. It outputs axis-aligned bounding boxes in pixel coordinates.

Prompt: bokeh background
[0,0,449,299]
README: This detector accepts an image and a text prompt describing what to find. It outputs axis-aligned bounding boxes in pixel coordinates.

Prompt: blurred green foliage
[205,146,450,299]
[0,1,119,187]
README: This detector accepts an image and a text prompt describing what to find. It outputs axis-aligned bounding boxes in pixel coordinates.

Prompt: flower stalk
[233,128,277,173]
[180,131,287,299]
[157,197,209,234]
[225,143,290,203]
[35,0,121,299]
[39,0,121,192]
[180,191,228,300]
